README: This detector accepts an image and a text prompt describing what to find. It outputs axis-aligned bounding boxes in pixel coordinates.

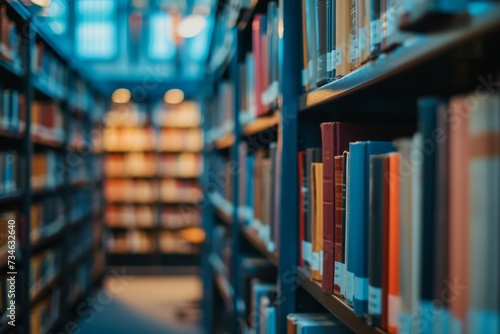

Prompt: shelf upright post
[229,25,243,334]
[277,0,303,332]
[21,18,34,334]
[200,71,216,334]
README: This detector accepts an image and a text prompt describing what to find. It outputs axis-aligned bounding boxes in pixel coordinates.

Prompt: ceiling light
[112,88,131,104]
[164,89,184,105]
[31,0,51,7]
[177,14,207,38]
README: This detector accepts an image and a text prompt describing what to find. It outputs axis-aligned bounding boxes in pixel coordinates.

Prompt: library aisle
[1,0,500,333]
[77,276,201,334]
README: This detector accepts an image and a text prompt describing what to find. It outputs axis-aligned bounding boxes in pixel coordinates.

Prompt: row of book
[30,289,60,334]
[0,150,18,194]
[32,151,63,191]
[206,81,234,140]
[31,196,64,243]
[32,40,66,95]
[30,248,61,298]
[0,210,20,257]
[299,90,500,333]
[32,100,65,144]
[0,6,22,70]
[104,179,202,203]
[103,127,203,152]
[106,205,201,229]
[153,101,202,128]
[244,1,280,119]
[239,143,281,253]
[300,0,474,91]
[104,153,203,178]
[107,230,201,254]
[0,88,25,134]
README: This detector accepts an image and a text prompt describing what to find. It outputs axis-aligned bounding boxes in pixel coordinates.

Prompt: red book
[320,123,335,293]
[333,155,344,295]
[298,151,306,268]
[252,15,266,117]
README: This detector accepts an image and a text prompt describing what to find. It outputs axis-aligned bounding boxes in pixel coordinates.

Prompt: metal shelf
[31,228,65,254]
[30,274,61,306]
[0,190,23,205]
[241,111,280,136]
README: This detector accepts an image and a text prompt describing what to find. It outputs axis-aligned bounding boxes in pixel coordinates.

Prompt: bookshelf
[202,1,500,334]
[0,1,106,333]
[103,101,204,266]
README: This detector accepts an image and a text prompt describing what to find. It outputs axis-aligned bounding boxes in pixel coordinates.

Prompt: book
[298,151,307,268]
[370,0,382,58]
[341,151,349,299]
[336,0,351,77]
[251,282,276,333]
[315,0,328,86]
[387,153,400,334]
[467,92,500,333]
[358,0,371,63]
[311,162,323,281]
[296,319,352,333]
[448,96,470,333]
[302,0,311,91]
[368,154,385,327]
[303,148,322,271]
[333,155,344,296]
[305,0,318,89]
[348,141,395,317]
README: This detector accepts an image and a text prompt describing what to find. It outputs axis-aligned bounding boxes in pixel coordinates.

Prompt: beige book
[336,0,351,77]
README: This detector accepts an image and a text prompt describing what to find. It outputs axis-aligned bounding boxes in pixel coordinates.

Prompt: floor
[76,275,202,334]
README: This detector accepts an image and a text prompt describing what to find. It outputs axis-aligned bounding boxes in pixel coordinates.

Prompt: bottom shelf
[297,267,385,334]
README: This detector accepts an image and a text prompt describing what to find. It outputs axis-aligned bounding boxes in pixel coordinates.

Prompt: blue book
[348,141,396,316]
[251,282,275,333]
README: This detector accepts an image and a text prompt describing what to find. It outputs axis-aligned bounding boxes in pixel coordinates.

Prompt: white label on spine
[331,51,337,70]
[371,19,382,45]
[307,60,314,81]
[334,262,341,288]
[335,48,342,66]
[354,276,368,301]
[319,251,324,275]
[339,263,346,296]
[368,285,382,315]
[346,271,354,302]
[388,294,400,329]
[302,69,308,88]
[359,27,367,51]
[312,252,319,271]
[302,241,312,264]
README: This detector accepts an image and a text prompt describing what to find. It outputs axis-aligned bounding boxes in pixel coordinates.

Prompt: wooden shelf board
[297,267,386,334]
[241,226,279,266]
[241,112,280,136]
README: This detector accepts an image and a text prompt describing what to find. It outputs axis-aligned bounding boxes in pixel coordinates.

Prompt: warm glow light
[164,89,184,105]
[31,0,51,7]
[112,88,131,104]
[177,14,207,38]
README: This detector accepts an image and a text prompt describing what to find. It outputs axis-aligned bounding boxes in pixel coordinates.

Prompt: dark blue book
[348,141,396,317]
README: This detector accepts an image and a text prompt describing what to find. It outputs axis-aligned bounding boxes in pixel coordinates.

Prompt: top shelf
[299,2,500,113]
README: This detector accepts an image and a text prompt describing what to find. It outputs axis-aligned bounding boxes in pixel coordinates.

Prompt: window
[148,12,176,60]
[75,0,117,59]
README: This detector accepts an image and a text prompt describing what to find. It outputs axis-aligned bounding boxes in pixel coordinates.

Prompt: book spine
[370,0,382,58]
[448,96,470,333]
[298,151,306,268]
[333,155,344,296]
[320,123,335,293]
[381,155,390,330]
[252,15,264,117]
[301,0,311,91]
[344,152,353,305]
[316,0,328,86]
[467,93,500,333]
[368,155,384,327]
[326,0,333,80]
[388,153,400,334]
[335,0,351,77]
[305,0,318,90]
